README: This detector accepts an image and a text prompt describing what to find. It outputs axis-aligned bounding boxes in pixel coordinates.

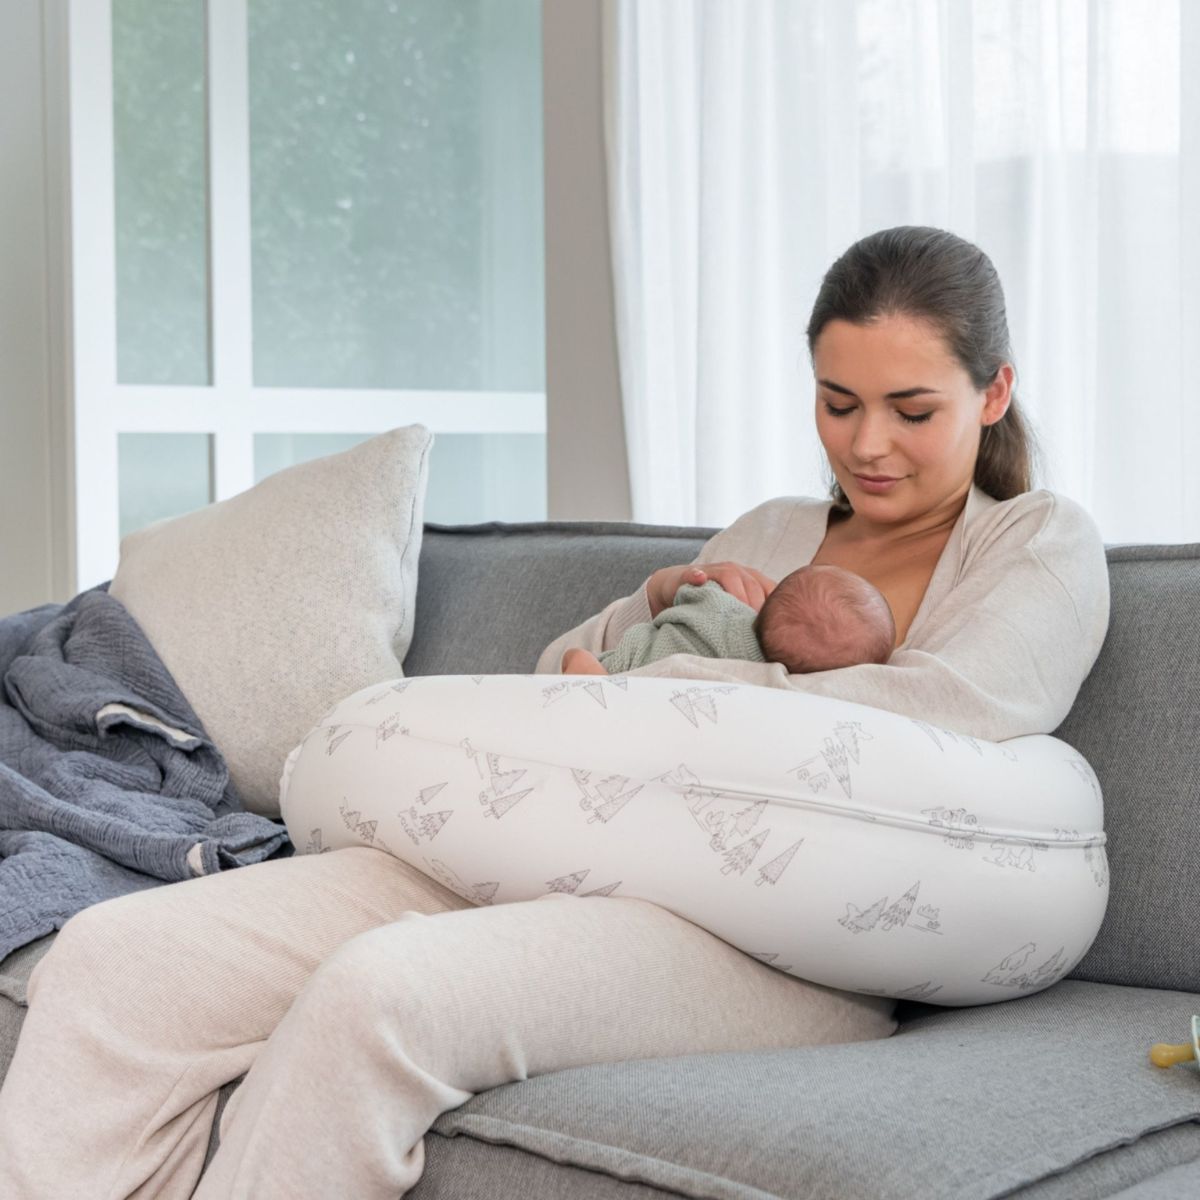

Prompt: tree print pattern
[278,673,1108,1007]
[839,881,943,936]
[541,676,630,710]
[571,769,644,823]
[303,827,331,855]
[982,943,1068,991]
[668,685,738,727]
[543,867,622,897]
[324,726,353,756]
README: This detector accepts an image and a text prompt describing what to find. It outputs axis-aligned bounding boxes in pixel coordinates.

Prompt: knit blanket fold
[0,586,292,961]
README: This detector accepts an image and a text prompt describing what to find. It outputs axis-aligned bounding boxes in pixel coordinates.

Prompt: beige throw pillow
[110,425,432,816]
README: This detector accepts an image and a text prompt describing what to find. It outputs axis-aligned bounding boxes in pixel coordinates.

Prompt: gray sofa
[3,518,1200,1198]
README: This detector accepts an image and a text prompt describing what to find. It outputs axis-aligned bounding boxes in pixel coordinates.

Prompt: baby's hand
[562,648,609,676]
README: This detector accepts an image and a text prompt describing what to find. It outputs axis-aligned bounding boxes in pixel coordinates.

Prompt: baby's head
[751,565,895,674]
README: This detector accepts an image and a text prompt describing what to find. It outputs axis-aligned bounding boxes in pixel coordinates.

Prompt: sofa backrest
[406,523,1200,997]
[403,522,714,677]
[1053,542,1200,994]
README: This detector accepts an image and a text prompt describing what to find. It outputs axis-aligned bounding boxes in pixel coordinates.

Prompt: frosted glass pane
[112,0,210,385]
[118,434,213,539]
[424,433,546,523]
[248,0,544,390]
[253,433,373,482]
[254,433,546,523]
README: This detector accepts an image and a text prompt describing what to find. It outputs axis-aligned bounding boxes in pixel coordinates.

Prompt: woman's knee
[292,913,433,1035]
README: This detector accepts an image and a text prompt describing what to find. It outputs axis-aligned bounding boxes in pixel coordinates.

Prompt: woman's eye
[825,403,936,427]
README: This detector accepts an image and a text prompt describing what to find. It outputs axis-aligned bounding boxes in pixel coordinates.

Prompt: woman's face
[812,313,1012,525]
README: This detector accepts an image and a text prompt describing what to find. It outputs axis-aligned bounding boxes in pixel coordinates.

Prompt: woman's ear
[982,363,1015,427]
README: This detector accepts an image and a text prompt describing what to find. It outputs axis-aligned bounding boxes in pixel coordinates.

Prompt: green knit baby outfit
[597,581,766,673]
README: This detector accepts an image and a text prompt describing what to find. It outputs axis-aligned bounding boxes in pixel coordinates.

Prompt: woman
[0,226,1110,1198]
[537,227,1109,744]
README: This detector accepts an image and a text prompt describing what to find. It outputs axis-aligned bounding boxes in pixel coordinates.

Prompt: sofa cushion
[410,979,1200,1200]
[1055,543,1200,994]
[1094,1158,1200,1198]
[110,426,432,816]
[413,1126,1200,1199]
[1007,1128,1200,1198]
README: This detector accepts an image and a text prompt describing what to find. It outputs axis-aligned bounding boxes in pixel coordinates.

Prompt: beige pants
[0,846,897,1199]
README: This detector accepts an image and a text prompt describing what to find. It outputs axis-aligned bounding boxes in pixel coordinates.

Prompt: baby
[561,565,896,677]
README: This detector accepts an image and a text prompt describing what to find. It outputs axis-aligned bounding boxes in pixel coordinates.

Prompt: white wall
[0,1,72,613]
[542,0,631,521]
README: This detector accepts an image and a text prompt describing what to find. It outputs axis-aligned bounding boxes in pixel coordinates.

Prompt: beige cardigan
[535,484,1111,742]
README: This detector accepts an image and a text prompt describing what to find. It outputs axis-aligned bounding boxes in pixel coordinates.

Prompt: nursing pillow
[279,674,1109,1007]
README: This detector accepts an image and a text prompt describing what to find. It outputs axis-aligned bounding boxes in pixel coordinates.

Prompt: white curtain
[602,0,1200,544]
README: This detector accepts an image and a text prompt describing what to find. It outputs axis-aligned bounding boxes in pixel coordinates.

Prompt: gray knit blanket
[0,586,292,960]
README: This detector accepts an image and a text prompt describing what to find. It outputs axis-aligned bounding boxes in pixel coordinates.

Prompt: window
[74,0,545,588]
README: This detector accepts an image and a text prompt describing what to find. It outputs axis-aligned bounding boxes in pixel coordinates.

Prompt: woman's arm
[617,493,1110,743]
[533,587,653,675]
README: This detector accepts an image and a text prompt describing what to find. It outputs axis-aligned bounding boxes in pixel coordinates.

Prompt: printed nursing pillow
[279,674,1109,1007]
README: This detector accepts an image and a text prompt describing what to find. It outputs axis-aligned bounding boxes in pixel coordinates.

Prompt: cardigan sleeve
[608,493,1111,742]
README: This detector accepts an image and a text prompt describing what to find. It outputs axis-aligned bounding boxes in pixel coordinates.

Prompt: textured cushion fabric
[413,1128,1200,1200]
[402,522,714,677]
[414,1137,681,1199]
[1098,1159,1200,1199]
[415,979,1200,1200]
[1055,543,1200,994]
[412,1128,1200,1200]
[1005,1127,1200,1199]
[110,426,432,816]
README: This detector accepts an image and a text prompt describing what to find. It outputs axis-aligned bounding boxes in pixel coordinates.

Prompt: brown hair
[806,225,1044,514]
[752,566,895,672]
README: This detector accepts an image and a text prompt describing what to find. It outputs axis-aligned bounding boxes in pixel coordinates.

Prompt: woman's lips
[853,474,902,493]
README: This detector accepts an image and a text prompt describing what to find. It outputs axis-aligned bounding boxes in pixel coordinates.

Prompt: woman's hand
[647,561,777,617]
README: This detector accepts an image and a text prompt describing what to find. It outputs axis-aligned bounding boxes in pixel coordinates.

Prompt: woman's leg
[0,847,473,1200]
[196,891,898,1199]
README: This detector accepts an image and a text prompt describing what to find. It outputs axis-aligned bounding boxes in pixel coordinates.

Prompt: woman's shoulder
[964,488,1109,633]
[971,486,1105,555]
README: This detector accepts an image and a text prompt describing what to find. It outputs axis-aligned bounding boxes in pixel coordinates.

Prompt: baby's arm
[561,648,609,675]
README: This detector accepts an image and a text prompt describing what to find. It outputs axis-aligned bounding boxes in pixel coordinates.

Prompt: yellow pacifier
[1150,1014,1200,1069]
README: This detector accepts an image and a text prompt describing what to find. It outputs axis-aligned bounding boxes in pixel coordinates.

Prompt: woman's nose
[850,412,892,461]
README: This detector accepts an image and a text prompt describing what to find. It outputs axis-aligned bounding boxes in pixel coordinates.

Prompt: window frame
[69,0,546,590]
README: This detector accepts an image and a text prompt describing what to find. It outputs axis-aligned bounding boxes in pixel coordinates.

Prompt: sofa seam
[424,521,722,539]
[970,1113,1200,1199]
[428,1114,782,1200]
